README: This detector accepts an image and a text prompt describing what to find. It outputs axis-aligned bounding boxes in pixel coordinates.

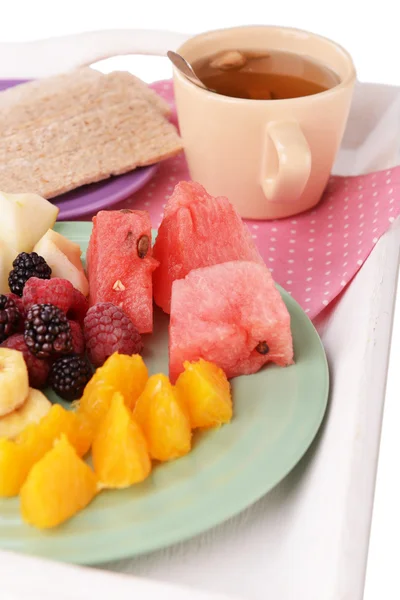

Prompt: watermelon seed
[120,209,133,213]
[255,341,269,355]
[137,235,150,259]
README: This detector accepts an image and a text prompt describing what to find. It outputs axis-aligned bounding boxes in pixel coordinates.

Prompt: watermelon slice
[87,210,158,334]
[153,181,264,314]
[169,261,294,382]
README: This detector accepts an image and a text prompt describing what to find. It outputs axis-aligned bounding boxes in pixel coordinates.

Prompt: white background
[1,0,399,86]
[1,2,398,599]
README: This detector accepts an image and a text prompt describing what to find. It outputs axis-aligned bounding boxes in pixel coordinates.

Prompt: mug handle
[0,29,190,78]
[261,120,311,204]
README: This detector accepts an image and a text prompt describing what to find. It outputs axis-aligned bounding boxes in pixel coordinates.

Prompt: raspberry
[69,320,85,354]
[23,277,88,325]
[84,302,143,368]
[0,294,21,342]
[23,277,73,314]
[24,303,73,359]
[8,252,51,296]
[68,288,89,326]
[49,354,92,401]
[1,333,50,388]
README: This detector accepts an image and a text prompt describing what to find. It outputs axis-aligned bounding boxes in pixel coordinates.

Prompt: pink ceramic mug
[172,26,356,219]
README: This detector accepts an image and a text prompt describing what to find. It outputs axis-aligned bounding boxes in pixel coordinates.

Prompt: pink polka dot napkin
[123,80,400,320]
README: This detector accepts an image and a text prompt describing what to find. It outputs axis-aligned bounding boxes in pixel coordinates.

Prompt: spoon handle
[167,50,210,91]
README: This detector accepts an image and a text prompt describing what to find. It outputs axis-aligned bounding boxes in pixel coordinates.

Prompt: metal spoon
[167,50,212,91]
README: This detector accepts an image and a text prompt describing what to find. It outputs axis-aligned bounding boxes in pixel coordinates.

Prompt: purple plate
[0,79,158,220]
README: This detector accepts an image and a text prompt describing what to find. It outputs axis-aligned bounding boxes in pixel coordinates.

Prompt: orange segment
[77,384,116,431]
[79,353,148,426]
[17,404,92,458]
[72,410,93,457]
[0,439,30,497]
[38,405,92,457]
[0,405,93,497]
[175,359,233,429]
[92,392,151,488]
[134,374,191,462]
[15,422,51,466]
[20,434,97,529]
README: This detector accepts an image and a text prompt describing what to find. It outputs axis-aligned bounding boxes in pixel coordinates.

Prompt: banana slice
[0,388,51,439]
[0,349,29,417]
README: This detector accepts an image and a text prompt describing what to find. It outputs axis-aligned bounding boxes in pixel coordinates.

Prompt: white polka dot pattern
[127,80,400,320]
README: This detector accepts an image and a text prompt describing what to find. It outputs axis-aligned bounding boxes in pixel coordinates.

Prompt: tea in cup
[172,26,356,219]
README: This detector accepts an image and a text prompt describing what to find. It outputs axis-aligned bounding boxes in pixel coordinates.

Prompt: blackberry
[24,303,73,359]
[0,294,20,343]
[49,354,93,401]
[8,252,51,296]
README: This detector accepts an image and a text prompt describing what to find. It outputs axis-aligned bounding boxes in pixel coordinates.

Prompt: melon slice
[169,261,294,382]
[153,181,264,313]
[87,210,158,334]
[0,191,58,254]
[34,236,89,296]
[40,229,84,271]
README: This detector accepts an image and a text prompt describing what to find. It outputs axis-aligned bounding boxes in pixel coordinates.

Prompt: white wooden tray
[0,29,399,600]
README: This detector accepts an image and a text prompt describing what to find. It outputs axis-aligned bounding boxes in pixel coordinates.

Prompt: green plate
[0,221,329,564]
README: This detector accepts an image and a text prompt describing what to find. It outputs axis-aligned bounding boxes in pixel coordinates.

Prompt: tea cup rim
[174,24,357,104]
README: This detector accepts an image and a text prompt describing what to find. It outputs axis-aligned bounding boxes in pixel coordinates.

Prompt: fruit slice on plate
[17,404,92,461]
[87,210,158,333]
[92,392,151,489]
[39,229,84,271]
[0,348,29,417]
[169,261,294,382]
[77,384,118,434]
[34,232,89,296]
[175,359,233,429]
[78,353,148,427]
[0,438,30,497]
[153,181,264,314]
[0,191,58,254]
[20,434,97,529]
[0,388,51,439]
[134,373,192,461]
[41,405,93,458]
[0,401,92,499]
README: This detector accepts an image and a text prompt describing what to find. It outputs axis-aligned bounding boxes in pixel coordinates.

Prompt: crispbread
[0,68,180,198]
[0,69,171,137]
[0,68,101,111]
[0,71,171,139]
[104,71,171,116]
